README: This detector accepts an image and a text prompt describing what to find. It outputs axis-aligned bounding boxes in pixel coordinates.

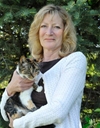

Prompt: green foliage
[82,116,100,128]
[0,0,100,127]
[0,0,37,83]
[0,114,8,128]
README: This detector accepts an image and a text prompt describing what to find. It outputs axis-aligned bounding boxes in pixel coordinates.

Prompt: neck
[42,50,60,62]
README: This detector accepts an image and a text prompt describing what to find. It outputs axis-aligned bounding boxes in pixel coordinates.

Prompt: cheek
[39,30,45,46]
[57,29,63,35]
[39,29,45,37]
[39,30,43,43]
[39,30,42,38]
[57,31,63,40]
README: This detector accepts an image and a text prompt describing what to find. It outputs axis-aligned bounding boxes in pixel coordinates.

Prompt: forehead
[42,13,63,24]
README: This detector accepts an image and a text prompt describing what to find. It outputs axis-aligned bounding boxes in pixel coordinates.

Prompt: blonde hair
[28,4,77,61]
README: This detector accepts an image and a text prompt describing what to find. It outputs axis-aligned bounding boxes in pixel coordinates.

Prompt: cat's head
[16,56,39,80]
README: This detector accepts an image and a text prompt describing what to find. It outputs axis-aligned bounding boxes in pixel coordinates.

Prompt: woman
[1,4,87,128]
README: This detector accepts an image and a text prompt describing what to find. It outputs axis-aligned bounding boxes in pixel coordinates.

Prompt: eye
[40,25,47,28]
[54,26,61,29]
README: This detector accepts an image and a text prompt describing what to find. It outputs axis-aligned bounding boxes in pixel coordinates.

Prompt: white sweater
[0,52,87,128]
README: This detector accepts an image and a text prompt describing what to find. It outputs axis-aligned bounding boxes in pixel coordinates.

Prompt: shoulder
[59,52,87,69]
[62,51,87,63]
[65,51,86,60]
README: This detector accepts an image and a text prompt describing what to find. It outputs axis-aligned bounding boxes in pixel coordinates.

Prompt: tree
[0,0,100,127]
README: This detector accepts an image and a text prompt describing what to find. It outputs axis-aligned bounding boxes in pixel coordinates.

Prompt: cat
[4,55,42,120]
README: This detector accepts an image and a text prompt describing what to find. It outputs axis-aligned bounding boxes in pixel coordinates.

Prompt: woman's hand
[7,113,14,128]
[6,70,34,96]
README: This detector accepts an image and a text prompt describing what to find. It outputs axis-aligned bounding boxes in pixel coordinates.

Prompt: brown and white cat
[4,56,42,120]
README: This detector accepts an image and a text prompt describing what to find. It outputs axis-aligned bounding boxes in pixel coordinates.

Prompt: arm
[0,71,34,121]
[0,89,10,121]
[13,53,87,128]
[6,71,34,95]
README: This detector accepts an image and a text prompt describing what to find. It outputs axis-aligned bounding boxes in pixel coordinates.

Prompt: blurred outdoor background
[0,0,100,127]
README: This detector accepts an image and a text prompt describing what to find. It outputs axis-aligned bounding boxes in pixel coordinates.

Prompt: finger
[7,113,10,119]
[7,113,14,128]
[9,123,11,127]
[7,113,12,127]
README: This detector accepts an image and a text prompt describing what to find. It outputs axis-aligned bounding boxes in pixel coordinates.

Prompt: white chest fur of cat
[2,56,42,120]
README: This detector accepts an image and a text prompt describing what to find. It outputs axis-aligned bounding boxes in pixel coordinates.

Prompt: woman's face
[39,13,64,52]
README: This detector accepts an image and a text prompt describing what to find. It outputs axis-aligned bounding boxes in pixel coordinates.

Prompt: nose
[46,27,53,35]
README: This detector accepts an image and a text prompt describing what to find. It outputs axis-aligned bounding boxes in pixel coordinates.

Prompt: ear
[20,55,26,63]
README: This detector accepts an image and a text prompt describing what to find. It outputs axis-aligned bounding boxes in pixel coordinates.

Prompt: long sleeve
[13,52,87,128]
[0,89,10,121]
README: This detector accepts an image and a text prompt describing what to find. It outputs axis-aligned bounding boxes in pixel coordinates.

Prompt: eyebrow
[41,22,63,26]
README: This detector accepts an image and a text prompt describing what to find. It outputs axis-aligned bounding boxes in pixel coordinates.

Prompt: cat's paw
[36,86,43,92]
[11,112,24,120]
[30,107,37,112]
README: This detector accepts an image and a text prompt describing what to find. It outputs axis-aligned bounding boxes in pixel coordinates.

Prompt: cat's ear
[20,55,26,63]
[28,56,37,63]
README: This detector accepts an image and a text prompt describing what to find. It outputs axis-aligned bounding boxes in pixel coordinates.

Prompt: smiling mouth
[45,39,55,41]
